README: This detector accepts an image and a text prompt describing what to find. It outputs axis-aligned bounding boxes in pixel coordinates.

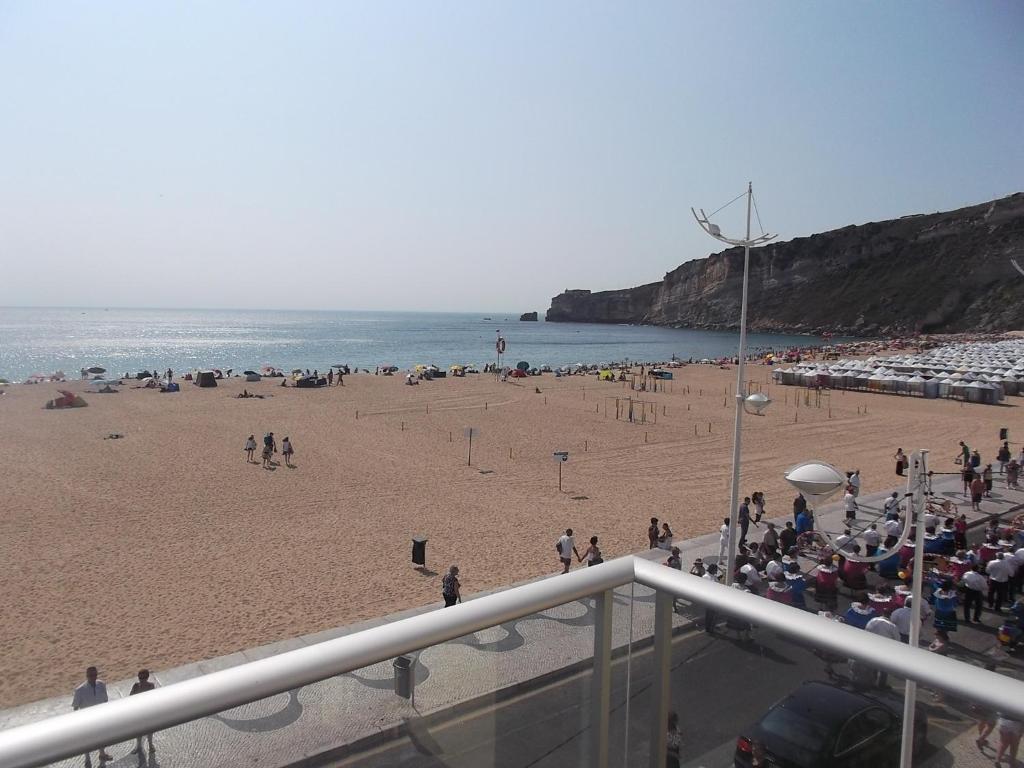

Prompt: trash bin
[412,536,427,566]
[393,655,414,699]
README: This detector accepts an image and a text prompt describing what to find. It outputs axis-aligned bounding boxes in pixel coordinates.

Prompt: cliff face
[547,193,1024,335]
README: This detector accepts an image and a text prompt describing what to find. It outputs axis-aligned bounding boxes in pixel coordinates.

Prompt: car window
[836,709,892,755]
[759,705,830,753]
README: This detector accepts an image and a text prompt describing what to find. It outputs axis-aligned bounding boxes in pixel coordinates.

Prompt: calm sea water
[0,307,839,381]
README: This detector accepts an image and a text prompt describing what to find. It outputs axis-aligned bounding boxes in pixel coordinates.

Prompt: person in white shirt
[843,491,858,521]
[863,524,882,557]
[987,553,1013,612]
[835,529,854,553]
[962,566,988,622]
[739,562,763,594]
[865,614,900,687]
[72,667,113,765]
[891,598,914,642]
[883,492,901,519]
[765,557,784,581]
[849,470,861,497]
[883,517,902,548]
[718,518,730,564]
[557,529,580,574]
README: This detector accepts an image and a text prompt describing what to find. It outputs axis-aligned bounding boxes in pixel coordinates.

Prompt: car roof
[779,681,886,721]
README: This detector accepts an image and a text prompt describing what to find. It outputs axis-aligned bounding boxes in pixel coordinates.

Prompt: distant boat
[483,317,492,320]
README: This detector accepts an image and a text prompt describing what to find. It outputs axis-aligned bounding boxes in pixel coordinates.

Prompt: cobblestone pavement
[3,471,1022,767]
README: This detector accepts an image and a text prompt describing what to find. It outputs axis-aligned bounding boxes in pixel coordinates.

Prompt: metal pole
[590,590,613,768]
[467,432,473,466]
[725,182,753,585]
[900,449,928,768]
[648,590,673,768]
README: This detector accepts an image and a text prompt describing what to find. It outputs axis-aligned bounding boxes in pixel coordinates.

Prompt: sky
[1,2,1022,313]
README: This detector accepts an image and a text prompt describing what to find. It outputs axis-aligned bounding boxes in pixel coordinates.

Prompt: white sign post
[553,451,568,490]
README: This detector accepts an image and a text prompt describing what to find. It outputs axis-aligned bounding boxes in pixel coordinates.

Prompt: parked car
[734,681,926,768]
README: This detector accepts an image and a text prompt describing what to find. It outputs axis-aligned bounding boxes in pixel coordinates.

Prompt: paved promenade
[2,469,1022,767]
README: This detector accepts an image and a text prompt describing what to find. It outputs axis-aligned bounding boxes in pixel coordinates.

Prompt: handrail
[633,559,1024,719]
[0,559,635,768]
[2,555,1024,768]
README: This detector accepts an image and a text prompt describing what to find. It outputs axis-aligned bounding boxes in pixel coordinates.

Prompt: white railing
[1,555,1023,768]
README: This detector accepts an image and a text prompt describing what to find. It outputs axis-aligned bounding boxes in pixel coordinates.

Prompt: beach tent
[244,371,261,382]
[599,369,614,381]
[516,361,530,371]
[194,370,218,388]
[295,375,325,388]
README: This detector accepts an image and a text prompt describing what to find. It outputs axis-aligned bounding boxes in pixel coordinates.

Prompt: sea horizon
[0,306,842,382]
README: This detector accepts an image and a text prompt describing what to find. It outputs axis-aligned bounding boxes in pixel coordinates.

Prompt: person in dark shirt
[792,492,807,524]
[130,669,157,760]
[779,521,797,555]
[738,497,751,547]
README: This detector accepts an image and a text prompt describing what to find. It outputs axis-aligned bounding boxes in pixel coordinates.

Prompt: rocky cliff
[547,193,1024,335]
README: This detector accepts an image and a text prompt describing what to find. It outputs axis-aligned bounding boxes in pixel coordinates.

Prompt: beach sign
[553,451,568,490]
[464,427,479,465]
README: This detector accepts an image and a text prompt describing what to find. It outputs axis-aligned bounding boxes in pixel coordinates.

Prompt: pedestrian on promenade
[72,667,113,765]
[894,448,907,476]
[761,522,779,558]
[970,474,986,511]
[933,579,959,635]
[779,521,797,555]
[751,491,765,524]
[1007,458,1020,489]
[971,449,982,471]
[717,518,730,564]
[849,469,861,497]
[792,492,807,525]
[582,536,603,566]
[665,546,682,570]
[796,507,814,535]
[441,565,461,607]
[983,464,994,497]
[998,441,1011,474]
[891,596,920,643]
[954,514,968,550]
[557,528,580,573]
[738,497,751,547]
[883,516,902,550]
[962,565,987,623]
[957,441,970,466]
[689,557,705,576]
[865,614,901,687]
[994,714,1022,768]
[647,517,659,549]
[988,553,1013,613]
[666,711,682,768]
[962,464,975,496]
[244,434,256,463]
[883,491,901,520]
[843,489,858,521]
[658,522,673,550]
[129,670,157,762]
[282,436,294,467]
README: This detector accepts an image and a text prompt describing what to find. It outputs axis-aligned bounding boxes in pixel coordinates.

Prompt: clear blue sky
[1,1,1021,312]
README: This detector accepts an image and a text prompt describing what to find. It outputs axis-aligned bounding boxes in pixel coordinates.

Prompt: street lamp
[693,183,776,584]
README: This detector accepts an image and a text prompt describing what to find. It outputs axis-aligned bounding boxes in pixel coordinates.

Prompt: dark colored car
[734,681,927,768]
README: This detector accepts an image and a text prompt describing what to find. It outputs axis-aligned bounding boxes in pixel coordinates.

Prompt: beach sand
[0,367,1015,707]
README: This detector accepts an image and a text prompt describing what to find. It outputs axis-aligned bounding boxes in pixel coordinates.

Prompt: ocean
[0,307,840,381]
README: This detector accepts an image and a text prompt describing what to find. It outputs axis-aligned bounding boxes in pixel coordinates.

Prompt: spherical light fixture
[783,460,846,499]
[743,392,771,415]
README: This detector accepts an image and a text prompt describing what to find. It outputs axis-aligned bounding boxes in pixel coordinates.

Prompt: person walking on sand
[442,565,461,607]
[73,666,113,765]
[262,432,276,469]
[557,528,581,573]
[129,669,157,762]
[244,434,257,463]
[327,369,333,386]
[582,536,603,566]
[647,517,659,549]
[894,448,907,476]
[957,440,970,466]
[282,437,294,467]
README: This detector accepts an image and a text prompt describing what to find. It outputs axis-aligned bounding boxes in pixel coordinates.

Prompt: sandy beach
[0,366,1016,707]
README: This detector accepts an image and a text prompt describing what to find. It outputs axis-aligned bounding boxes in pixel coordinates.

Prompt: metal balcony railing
[1,555,1023,768]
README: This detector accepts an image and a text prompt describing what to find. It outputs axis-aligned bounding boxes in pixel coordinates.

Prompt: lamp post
[693,184,775,584]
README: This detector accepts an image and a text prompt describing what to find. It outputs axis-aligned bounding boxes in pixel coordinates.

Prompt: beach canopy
[87,366,106,374]
[516,361,530,371]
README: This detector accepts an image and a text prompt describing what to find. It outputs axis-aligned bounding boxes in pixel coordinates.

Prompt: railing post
[591,590,613,768]
[648,589,672,768]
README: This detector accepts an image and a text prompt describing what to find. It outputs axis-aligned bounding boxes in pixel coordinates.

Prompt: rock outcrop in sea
[547,193,1024,336]
[519,312,538,321]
